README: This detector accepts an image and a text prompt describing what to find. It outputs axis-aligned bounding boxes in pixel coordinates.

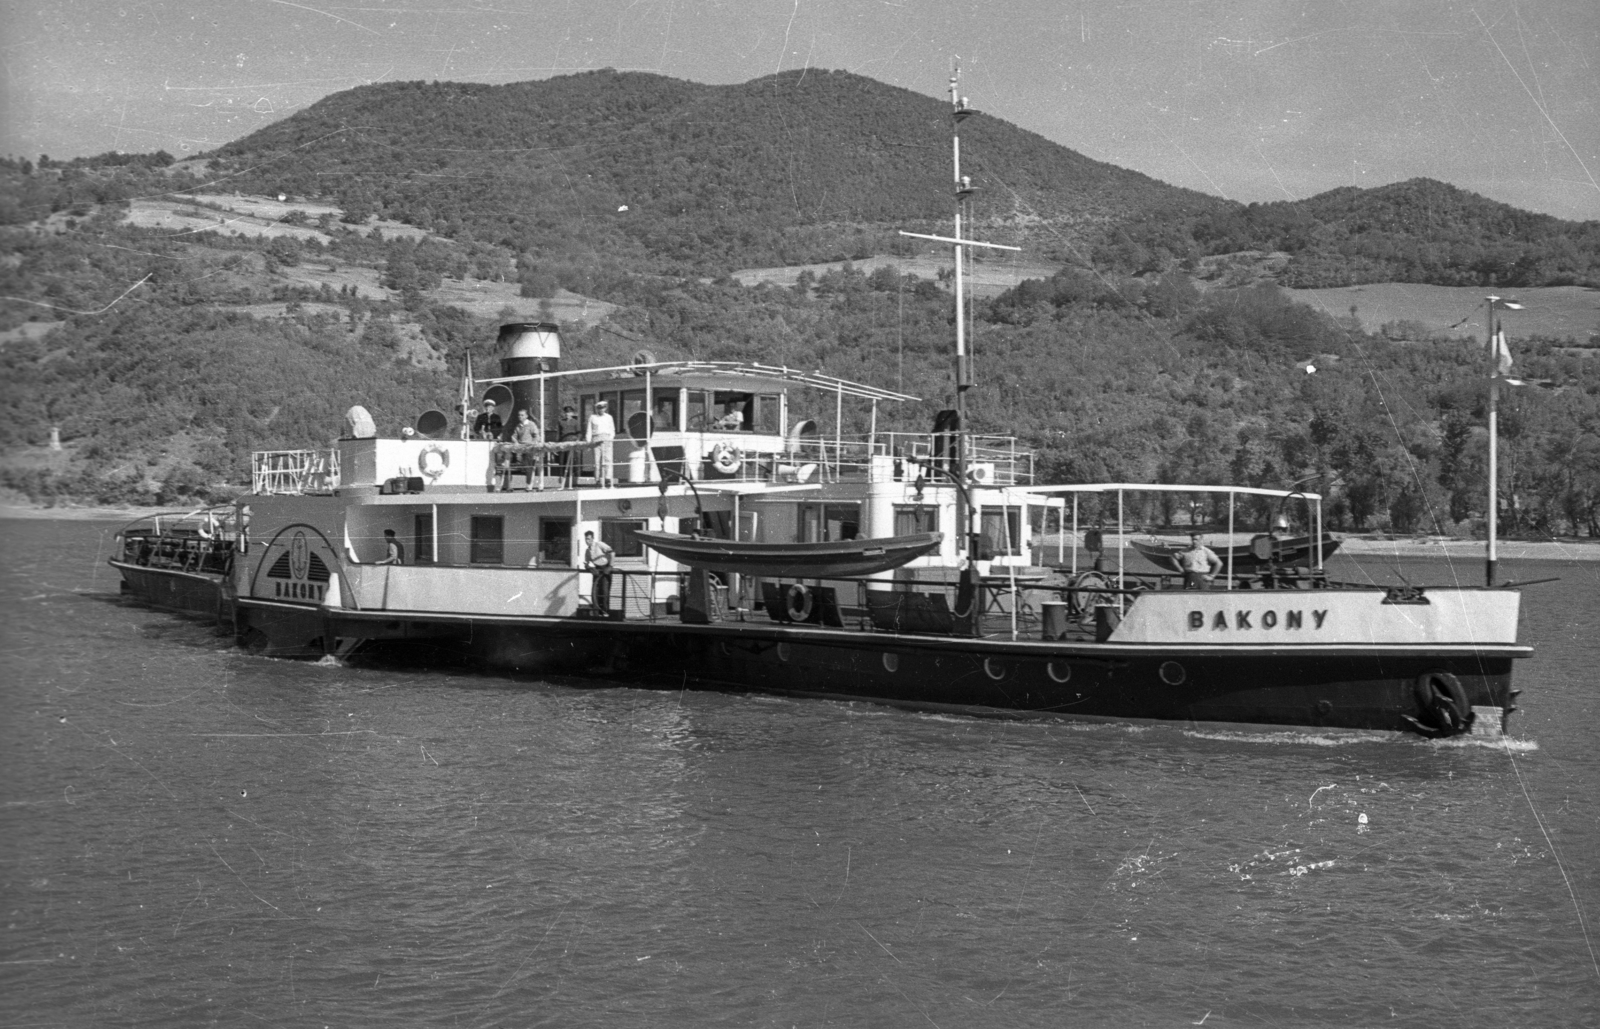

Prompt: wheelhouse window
[893,504,938,536]
[753,394,782,433]
[470,515,505,565]
[686,391,709,431]
[712,391,752,431]
[978,507,1021,559]
[601,519,646,558]
[651,391,680,433]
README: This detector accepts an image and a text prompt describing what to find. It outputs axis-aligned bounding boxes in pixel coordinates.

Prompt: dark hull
[237,600,1517,735]
[113,560,232,624]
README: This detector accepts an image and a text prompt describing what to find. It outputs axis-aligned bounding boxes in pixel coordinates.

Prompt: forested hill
[8,68,1598,287]
[2,69,1599,534]
[202,69,1226,273]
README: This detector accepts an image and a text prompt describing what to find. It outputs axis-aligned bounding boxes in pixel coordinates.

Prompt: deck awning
[1016,483,1323,502]
[481,360,919,403]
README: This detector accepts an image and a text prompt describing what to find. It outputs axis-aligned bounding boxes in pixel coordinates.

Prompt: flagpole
[1486,298,1498,587]
[1484,295,1524,587]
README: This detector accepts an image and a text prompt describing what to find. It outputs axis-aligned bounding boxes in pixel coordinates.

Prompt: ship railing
[251,449,341,495]
[778,431,1032,485]
[870,432,1033,486]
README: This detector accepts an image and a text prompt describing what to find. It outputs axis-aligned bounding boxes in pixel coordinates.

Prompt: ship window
[753,394,781,434]
[651,391,679,432]
[621,389,647,428]
[539,518,572,566]
[978,507,1021,558]
[470,515,504,565]
[601,519,646,558]
[894,504,938,536]
[686,391,710,430]
[801,503,860,542]
[712,391,753,431]
[414,512,434,564]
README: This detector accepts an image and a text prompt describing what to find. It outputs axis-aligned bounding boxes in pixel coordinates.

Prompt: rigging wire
[1502,738,1600,983]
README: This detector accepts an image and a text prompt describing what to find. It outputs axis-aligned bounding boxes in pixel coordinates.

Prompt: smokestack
[498,323,561,428]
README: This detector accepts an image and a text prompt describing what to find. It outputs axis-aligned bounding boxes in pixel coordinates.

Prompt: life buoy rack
[418,443,451,479]
[1412,669,1473,735]
[785,583,814,622]
[710,442,743,476]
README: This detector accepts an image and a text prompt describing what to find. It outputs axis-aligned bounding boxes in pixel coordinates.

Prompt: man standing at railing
[587,400,616,487]
[376,529,405,566]
[583,530,614,612]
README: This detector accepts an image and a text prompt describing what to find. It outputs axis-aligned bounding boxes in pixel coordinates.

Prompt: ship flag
[1492,321,1524,385]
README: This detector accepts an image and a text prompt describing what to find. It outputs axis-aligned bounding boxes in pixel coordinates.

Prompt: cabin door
[539,518,573,566]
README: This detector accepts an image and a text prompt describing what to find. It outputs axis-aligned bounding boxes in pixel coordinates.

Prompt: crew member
[587,400,616,487]
[583,530,615,611]
[1178,534,1223,590]
[376,529,405,566]
[714,400,746,430]
[472,399,503,440]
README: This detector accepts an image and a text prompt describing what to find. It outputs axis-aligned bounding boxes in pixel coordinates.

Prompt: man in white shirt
[583,530,615,610]
[587,400,617,487]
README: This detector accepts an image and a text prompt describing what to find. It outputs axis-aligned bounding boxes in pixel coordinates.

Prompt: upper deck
[252,360,1034,496]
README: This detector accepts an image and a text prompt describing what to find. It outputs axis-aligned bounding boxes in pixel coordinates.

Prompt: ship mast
[898,69,1020,558]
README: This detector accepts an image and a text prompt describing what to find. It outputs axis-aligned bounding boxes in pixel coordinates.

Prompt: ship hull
[234,599,1521,735]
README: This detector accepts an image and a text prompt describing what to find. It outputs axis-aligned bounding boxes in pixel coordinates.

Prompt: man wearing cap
[472,399,503,440]
[587,400,616,487]
[1177,534,1224,590]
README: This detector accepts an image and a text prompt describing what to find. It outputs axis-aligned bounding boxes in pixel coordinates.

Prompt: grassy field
[732,252,1065,298]
[1287,283,1600,344]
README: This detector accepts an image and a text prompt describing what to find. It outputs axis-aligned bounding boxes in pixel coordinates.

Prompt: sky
[3,0,1597,221]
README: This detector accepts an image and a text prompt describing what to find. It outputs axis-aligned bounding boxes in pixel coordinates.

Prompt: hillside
[1,69,1599,535]
[199,70,1226,276]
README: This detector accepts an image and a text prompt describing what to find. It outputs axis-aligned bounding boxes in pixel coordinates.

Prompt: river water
[3,518,1597,1026]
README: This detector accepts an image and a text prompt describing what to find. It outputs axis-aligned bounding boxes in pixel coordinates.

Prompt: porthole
[984,657,1006,681]
[1159,661,1187,686]
[776,642,791,663]
[882,652,899,673]
[1047,661,1072,684]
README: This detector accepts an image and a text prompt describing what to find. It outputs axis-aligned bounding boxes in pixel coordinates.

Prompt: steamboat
[113,76,1530,738]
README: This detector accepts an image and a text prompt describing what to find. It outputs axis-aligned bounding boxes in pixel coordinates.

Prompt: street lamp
[1485,294,1524,587]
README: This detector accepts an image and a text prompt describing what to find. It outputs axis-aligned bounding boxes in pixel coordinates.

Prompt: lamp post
[1484,294,1523,587]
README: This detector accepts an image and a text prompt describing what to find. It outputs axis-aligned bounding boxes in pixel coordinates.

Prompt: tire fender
[1413,670,1472,735]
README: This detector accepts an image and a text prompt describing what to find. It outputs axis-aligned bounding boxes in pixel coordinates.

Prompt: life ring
[1413,670,1473,735]
[418,443,451,479]
[785,583,814,622]
[710,442,743,476]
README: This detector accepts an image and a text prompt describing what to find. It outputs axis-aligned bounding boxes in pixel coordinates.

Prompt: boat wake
[1433,734,1540,753]
[1184,728,1410,747]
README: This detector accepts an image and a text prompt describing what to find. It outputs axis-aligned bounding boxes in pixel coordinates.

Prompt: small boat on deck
[632,530,942,579]
[1130,534,1342,574]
